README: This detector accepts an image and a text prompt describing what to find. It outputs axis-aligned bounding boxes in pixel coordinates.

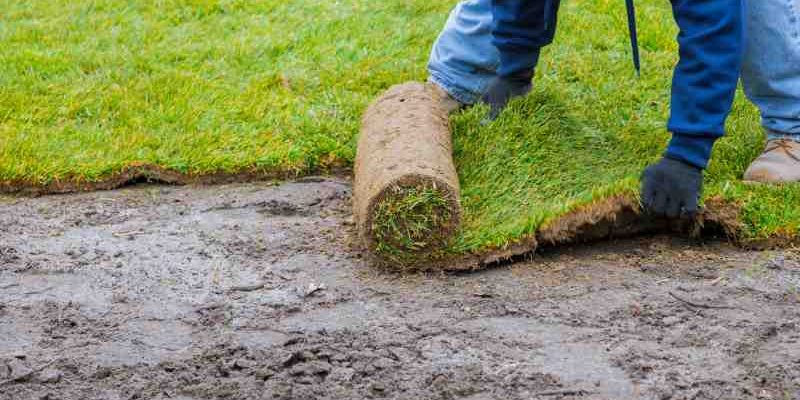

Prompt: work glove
[481,70,534,121]
[640,156,703,218]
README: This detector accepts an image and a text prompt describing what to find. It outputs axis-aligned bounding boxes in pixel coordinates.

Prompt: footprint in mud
[256,200,305,217]
[205,199,308,217]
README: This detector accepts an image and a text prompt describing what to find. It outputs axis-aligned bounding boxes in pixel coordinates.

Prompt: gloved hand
[481,70,534,121]
[640,156,703,218]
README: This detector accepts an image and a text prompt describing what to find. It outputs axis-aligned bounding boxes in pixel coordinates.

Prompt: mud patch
[1,180,799,399]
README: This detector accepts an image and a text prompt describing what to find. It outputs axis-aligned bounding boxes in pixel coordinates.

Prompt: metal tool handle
[626,0,641,76]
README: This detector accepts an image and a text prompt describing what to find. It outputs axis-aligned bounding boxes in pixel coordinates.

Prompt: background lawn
[1,0,798,257]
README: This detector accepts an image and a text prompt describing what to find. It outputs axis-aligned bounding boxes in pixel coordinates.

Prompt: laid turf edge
[0,163,349,196]
[2,162,790,270]
[398,193,749,272]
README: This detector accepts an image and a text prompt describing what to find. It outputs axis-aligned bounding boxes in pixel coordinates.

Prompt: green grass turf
[1,0,798,256]
[372,185,454,266]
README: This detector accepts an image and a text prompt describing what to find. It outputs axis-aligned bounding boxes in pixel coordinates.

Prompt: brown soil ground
[1,179,798,400]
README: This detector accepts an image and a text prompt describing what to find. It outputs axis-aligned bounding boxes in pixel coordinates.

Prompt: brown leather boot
[743,139,800,183]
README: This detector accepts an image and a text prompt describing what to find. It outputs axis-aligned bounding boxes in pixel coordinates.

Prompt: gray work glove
[640,156,703,218]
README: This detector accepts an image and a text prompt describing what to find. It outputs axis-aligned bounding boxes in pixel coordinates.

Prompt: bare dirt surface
[1,179,799,400]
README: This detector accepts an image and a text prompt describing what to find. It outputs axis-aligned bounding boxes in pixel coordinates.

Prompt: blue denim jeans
[428,0,800,141]
[743,0,800,141]
[427,0,497,105]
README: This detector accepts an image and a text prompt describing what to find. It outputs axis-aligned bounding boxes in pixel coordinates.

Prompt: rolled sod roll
[354,82,462,267]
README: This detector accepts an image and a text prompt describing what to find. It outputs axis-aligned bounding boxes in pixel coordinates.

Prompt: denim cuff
[427,74,480,105]
[665,133,718,170]
[767,130,800,143]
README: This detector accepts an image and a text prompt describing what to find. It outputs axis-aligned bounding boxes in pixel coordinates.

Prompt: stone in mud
[282,351,314,367]
[288,361,332,377]
[255,367,275,381]
[353,82,462,268]
[37,368,63,384]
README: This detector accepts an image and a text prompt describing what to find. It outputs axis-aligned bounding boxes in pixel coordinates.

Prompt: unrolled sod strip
[354,82,462,267]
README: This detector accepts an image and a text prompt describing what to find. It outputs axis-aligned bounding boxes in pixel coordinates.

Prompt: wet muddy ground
[1,179,799,400]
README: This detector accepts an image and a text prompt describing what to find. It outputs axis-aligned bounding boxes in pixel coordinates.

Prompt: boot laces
[764,139,800,162]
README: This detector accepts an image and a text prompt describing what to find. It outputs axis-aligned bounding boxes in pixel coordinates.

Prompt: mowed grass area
[1,0,444,181]
[1,0,798,255]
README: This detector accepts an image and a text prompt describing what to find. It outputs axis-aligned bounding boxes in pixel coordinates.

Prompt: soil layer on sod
[2,0,799,267]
